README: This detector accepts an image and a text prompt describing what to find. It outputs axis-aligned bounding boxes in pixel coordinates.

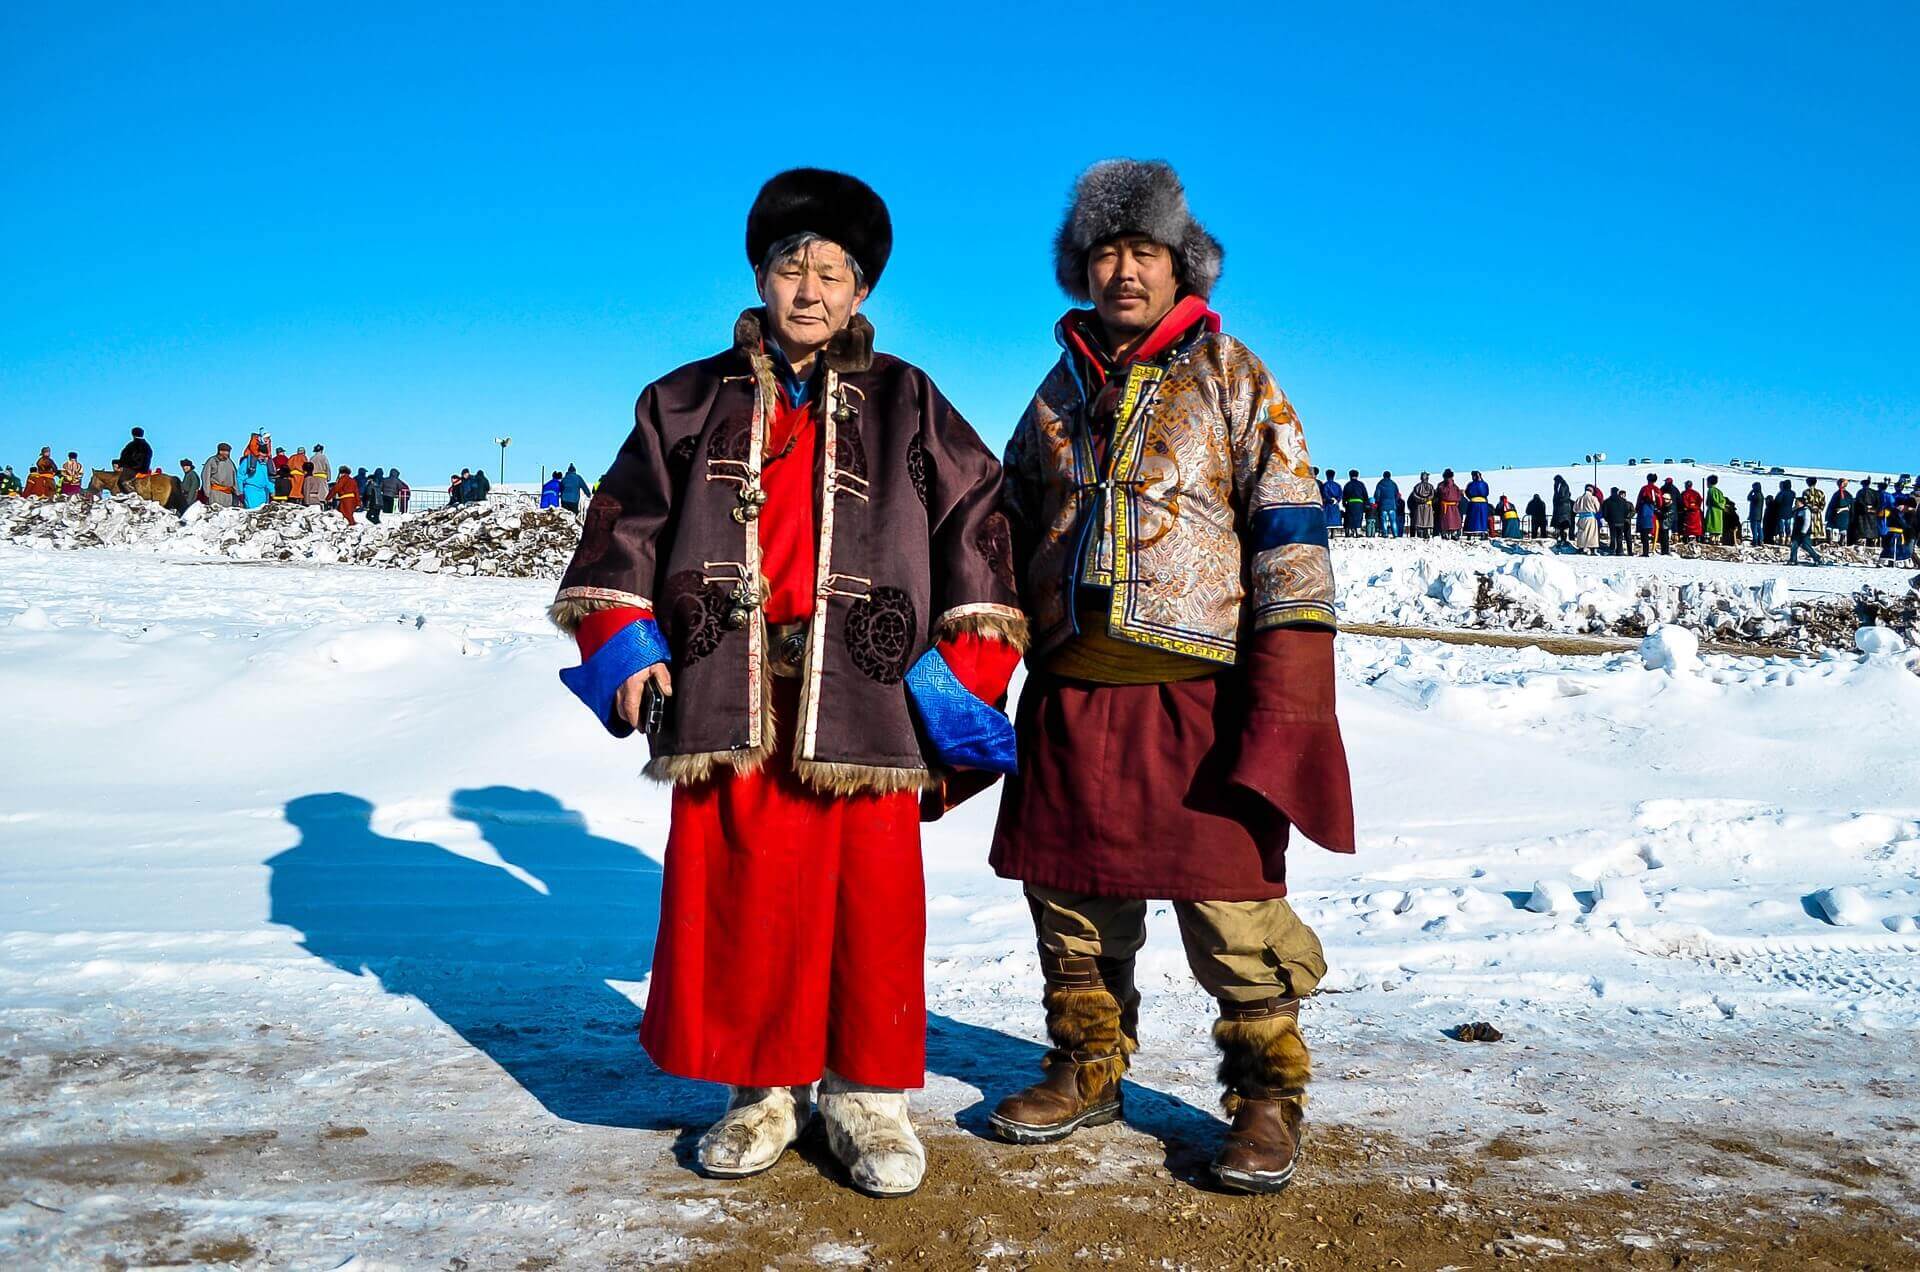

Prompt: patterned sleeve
[1225,343,1338,632]
[549,385,675,630]
[919,379,1029,649]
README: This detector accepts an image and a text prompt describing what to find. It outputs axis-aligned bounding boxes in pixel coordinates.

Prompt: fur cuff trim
[1042,986,1138,1060]
[936,605,1031,652]
[1213,1013,1311,1110]
[550,589,652,633]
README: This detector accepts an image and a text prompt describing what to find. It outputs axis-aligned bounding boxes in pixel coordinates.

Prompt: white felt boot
[695,1084,812,1178]
[818,1070,925,1197]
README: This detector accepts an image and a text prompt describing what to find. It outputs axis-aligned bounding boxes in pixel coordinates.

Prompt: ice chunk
[1813,886,1873,927]
[1593,876,1648,914]
[1856,626,1907,657]
[1639,623,1699,673]
[1525,879,1578,914]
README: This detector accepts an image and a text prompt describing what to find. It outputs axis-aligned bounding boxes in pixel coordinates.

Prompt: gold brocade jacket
[1001,321,1336,666]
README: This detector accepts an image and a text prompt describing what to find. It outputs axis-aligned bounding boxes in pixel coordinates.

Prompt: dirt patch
[377,1159,508,1189]
[657,1122,1916,1270]
[322,1124,370,1140]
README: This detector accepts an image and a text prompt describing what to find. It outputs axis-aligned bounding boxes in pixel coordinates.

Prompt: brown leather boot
[989,953,1138,1144]
[1210,996,1309,1194]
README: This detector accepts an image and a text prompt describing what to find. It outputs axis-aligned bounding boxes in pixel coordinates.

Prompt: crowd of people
[1319,467,1917,566]
[1,427,569,527]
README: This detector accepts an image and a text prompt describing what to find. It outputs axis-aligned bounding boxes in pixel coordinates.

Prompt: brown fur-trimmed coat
[552,309,1025,796]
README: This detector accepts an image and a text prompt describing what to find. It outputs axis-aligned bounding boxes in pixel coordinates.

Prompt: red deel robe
[576,392,1018,1088]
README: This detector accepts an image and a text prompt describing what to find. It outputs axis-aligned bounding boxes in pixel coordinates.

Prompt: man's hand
[615,662,672,728]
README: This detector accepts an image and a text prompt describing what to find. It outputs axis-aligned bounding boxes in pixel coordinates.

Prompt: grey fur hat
[1053,159,1224,301]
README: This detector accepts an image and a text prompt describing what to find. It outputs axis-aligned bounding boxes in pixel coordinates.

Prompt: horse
[89,468,188,514]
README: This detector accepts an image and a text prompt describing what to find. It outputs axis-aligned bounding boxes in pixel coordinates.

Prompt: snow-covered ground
[3,540,1918,1265]
[1330,535,1917,650]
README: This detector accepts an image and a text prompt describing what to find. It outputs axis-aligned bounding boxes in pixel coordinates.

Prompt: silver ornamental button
[726,607,753,629]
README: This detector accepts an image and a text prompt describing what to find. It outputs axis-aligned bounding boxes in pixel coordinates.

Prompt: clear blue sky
[5,3,1916,486]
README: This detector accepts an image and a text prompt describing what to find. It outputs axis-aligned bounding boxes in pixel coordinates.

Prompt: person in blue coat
[1463,471,1492,537]
[559,463,590,511]
[237,454,274,508]
[1746,482,1766,546]
[1321,467,1343,531]
[539,472,563,508]
[1374,471,1401,537]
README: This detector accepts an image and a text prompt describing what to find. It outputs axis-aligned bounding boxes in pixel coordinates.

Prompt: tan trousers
[1027,885,1326,1004]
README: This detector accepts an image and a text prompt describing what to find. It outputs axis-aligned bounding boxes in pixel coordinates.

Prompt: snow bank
[1334,536,1919,654]
[0,493,583,579]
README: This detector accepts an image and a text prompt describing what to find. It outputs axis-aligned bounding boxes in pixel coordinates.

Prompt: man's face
[1087,235,1179,339]
[757,239,867,357]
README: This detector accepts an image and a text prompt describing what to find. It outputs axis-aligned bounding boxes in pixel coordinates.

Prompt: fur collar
[732,308,875,374]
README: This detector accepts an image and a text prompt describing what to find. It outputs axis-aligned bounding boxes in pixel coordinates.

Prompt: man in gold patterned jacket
[989,159,1356,1195]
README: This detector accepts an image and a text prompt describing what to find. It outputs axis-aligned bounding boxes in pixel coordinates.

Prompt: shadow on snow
[266,787,1223,1176]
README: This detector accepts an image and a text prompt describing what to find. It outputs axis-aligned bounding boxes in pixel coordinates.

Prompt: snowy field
[3,537,1919,1266]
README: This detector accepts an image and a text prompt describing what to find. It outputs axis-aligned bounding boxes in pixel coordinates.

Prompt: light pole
[494,437,511,487]
[1584,451,1606,492]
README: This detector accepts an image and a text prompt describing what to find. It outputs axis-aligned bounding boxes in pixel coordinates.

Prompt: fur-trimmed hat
[1053,159,1223,301]
[745,168,892,290]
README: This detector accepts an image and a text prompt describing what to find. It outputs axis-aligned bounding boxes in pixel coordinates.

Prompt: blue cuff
[904,647,1018,775]
[558,619,671,737]
[1251,504,1330,551]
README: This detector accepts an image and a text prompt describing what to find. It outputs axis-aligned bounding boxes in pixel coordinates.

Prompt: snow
[2,526,1919,1261]
[1638,624,1699,672]
[1330,535,1916,652]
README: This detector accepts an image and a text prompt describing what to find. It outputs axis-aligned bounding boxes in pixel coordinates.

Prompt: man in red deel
[551,169,1025,1197]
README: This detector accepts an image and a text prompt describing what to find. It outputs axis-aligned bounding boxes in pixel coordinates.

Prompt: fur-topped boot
[818,1070,925,1198]
[695,1084,812,1179]
[1211,996,1310,1194]
[989,952,1139,1144]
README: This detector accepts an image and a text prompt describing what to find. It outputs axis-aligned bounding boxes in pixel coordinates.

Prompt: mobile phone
[640,680,668,735]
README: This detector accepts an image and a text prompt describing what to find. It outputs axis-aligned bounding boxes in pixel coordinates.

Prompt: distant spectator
[115,427,153,492]
[1525,491,1547,539]
[366,468,385,523]
[1549,475,1573,544]
[1703,474,1729,543]
[176,458,201,508]
[1826,478,1851,544]
[1679,480,1704,544]
[238,453,273,508]
[1790,476,1828,566]
[332,466,360,524]
[302,461,327,506]
[559,463,590,512]
[310,444,330,479]
[1602,487,1632,555]
[204,443,238,507]
[540,472,563,509]
[1747,482,1766,546]
[381,468,401,514]
[1341,469,1367,537]
[1574,485,1602,553]
[60,451,84,495]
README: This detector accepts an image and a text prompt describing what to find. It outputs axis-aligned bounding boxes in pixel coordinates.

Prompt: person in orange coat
[331,467,359,524]
[24,448,58,497]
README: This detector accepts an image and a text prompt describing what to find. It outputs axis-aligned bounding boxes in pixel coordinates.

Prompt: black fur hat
[745,168,892,290]
[1054,159,1223,301]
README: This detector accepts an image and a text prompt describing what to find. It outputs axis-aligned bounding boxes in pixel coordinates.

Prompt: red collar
[1061,295,1221,387]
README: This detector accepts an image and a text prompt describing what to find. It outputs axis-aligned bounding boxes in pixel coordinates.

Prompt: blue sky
[4,3,1916,486]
